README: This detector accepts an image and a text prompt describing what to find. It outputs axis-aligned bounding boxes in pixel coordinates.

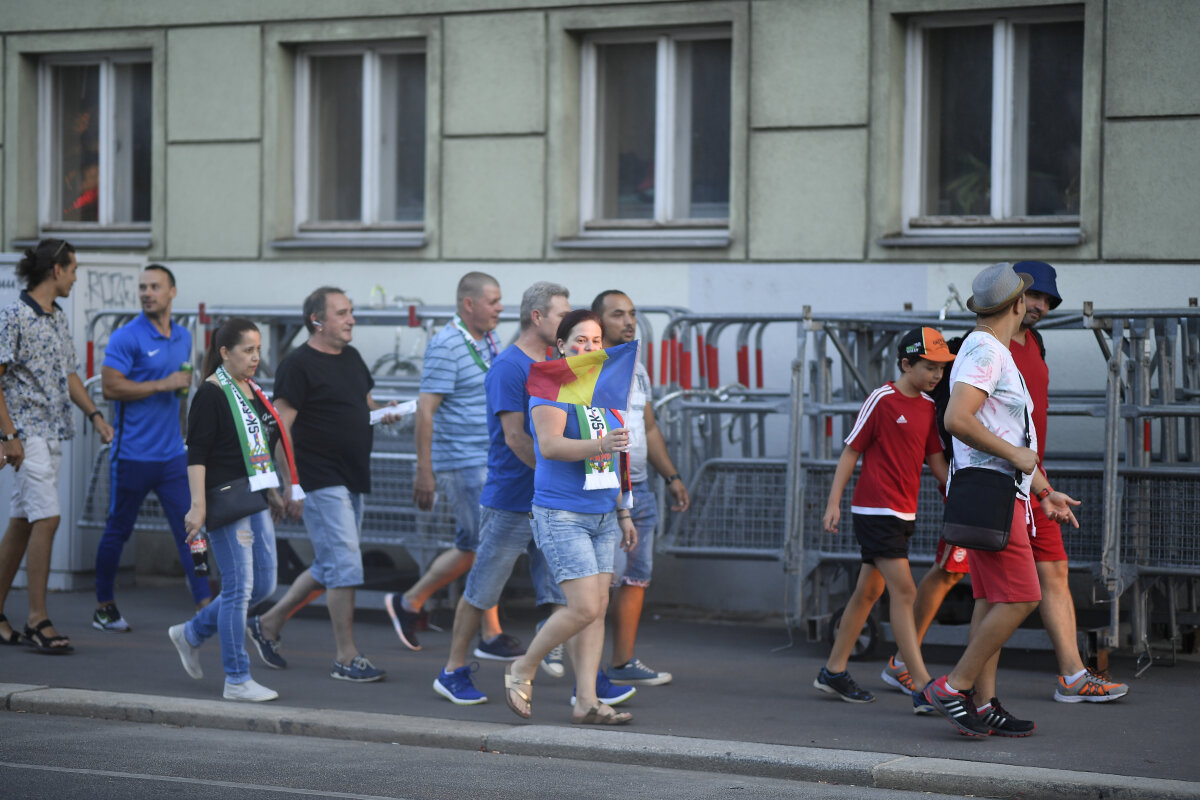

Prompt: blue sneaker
[607,657,672,686]
[384,593,421,651]
[433,663,488,705]
[331,654,385,683]
[246,616,286,669]
[814,666,874,703]
[571,669,636,706]
[474,632,526,661]
[913,681,935,715]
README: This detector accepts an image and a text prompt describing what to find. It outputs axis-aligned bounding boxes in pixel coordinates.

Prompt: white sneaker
[223,679,279,702]
[536,618,565,678]
[168,624,203,679]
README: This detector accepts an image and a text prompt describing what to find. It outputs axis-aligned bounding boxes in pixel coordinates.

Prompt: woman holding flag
[167,318,299,702]
[503,309,639,725]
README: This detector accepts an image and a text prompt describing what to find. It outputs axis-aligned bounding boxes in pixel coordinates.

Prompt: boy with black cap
[814,327,953,710]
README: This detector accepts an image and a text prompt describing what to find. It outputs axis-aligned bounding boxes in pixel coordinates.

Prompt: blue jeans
[302,486,364,589]
[184,509,277,683]
[612,481,658,588]
[531,505,619,583]
[437,466,487,552]
[96,455,210,605]
[463,506,566,610]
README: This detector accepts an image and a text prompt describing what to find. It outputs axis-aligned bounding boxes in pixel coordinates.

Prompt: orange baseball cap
[898,327,955,363]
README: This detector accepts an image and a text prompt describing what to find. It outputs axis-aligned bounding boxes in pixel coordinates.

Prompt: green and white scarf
[576,405,619,490]
[451,314,499,372]
[214,366,280,492]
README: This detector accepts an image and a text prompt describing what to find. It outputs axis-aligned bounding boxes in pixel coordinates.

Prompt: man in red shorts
[922,263,1081,737]
[885,262,1129,705]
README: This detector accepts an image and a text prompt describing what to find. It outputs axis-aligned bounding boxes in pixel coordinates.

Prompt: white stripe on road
[0,761,409,800]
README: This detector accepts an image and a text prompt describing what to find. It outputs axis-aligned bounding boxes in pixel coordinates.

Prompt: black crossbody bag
[941,379,1031,552]
[206,476,268,530]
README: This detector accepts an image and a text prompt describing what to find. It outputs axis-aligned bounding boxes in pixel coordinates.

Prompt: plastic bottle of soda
[177,362,194,398]
[190,534,209,576]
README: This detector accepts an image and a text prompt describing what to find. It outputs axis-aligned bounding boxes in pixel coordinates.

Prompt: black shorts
[852,513,915,564]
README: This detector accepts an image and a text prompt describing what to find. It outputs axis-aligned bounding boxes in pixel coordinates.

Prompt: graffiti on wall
[85,269,138,309]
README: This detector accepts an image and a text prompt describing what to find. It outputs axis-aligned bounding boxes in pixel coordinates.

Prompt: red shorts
[934,538,971,574]
[1028,500,1068,562]
[967,499,1042,603]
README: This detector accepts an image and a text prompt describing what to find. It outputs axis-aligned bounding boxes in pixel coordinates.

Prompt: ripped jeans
[183,508,277,683]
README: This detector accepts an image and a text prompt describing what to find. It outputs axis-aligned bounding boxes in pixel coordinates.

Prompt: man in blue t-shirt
[94,265,206,631]
[430,281,570,705]
[386,272,522,659]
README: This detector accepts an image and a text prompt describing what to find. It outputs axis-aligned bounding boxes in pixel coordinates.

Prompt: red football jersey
[846,383,942,519]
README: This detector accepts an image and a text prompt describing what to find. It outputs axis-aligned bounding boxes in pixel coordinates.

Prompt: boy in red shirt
[814,327,953,710]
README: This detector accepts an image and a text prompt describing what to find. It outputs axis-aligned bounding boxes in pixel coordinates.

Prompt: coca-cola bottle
[190,534,210,577]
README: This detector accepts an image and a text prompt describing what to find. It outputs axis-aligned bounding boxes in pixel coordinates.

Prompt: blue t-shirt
[420,323,490,471]
[480,345,536,513]
[529,397,620,514]
[102,314,190,461]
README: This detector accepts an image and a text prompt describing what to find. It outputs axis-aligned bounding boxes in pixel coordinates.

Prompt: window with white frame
[295,43,426,231]
[580,29,731,230]
[902,12,1083,233]
[40,53,152,228]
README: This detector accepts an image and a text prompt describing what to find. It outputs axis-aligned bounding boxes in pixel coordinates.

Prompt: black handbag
[205,476,268,530]
[941,374,1031,552]
[942,467,1020,551]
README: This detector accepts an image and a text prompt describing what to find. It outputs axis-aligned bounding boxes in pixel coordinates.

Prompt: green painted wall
[444,12,546,136]
[442,136,545,259]
[166,143,261,258]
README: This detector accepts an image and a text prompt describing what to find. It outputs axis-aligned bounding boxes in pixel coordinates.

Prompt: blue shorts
[437,466,487,552]
[612,481,658,588]
[302,485,364,588]
[463,506,566,610]
[531,504,619,584]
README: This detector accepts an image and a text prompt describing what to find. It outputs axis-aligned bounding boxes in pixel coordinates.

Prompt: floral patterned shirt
[0,292,79,440]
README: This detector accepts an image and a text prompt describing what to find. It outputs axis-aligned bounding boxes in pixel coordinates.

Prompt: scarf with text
[214,368,303,499]
[574,406,632,508]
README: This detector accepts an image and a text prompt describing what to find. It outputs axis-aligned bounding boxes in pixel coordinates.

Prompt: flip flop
[504,663,533,719]
[572,703,632,726]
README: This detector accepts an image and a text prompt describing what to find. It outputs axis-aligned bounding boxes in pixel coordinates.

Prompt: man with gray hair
[431,281,572,703]
[386,272,522,660]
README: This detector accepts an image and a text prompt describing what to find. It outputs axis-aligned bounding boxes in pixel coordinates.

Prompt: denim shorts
[302,485,364,588]
[612,481,658,588]
[531,504,619,584]
[464,506,566,610]
[437,465,487,552]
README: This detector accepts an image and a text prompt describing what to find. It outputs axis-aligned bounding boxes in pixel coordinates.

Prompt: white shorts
[10,437,63,522]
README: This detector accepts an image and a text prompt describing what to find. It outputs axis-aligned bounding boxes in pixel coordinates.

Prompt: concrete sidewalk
[1,585,1198,799]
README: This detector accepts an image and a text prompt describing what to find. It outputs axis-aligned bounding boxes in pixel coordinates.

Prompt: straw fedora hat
[966,262,1034,315]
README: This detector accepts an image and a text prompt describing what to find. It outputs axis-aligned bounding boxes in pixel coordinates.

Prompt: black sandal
[0,613,21,645]
[24,618,73,654]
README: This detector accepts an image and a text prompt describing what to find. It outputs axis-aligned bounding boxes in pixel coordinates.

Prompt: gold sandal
[504,663,533,719]
[572,703,632,726]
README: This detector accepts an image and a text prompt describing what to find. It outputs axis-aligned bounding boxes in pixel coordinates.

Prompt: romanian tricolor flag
[526,340,640,410]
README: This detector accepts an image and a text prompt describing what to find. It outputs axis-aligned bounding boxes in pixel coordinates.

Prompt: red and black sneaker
[977,697,1036,737]
[923,676,991,737]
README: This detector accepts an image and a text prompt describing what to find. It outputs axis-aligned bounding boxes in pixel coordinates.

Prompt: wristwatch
[666,474,682,485]
[1036,486,1052,501]
[0,431,17,442]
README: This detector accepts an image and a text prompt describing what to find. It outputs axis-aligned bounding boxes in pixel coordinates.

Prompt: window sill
[555,231,731,250]
[877,230,1083,248]
[14,232,153,250]
[272,232,427,250]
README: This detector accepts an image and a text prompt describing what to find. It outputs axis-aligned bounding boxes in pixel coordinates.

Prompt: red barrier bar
[408,304,419,327]
[826,415,833,439]
[1144,421,1152,452]
[736,345,749,387]
[660,339,670,386]
[706,343,720,389]
[198,302,209,325]
[695,333,706,381]
[670,337,679,385]
[755,348,764,389]
[679,339,692,390]
[86,340,95,379]
[645,338,655,386]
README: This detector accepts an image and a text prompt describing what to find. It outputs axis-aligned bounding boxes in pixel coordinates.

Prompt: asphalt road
[0,713,973,800]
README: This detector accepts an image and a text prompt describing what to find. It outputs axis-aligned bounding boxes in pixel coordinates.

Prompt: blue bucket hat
[1013,261,1062,309]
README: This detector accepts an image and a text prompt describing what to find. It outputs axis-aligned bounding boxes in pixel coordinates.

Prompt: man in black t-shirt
[246,287,400,683]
